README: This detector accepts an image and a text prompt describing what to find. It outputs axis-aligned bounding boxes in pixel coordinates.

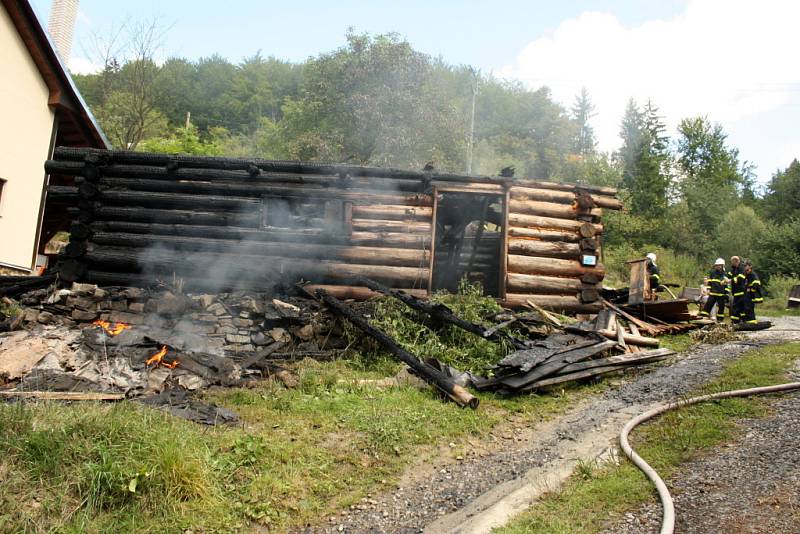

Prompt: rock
[22,309,40,323]
[37,311,55,325]
[196,294,216,309]
[233,317,254,328]
[251,331,270,346]
[44,289,72,304]
[128,302,145,313]
[294,324,315,341]
[108,311,144,325]
[122,287,145,299]
[93,288,108,299]
[195,314,218,323]
[111,300,128,312]
[67,296,96,310]
[71,309,97,321]
[272,299,300,319]
[269,327,292,343]
[225,334,251,344]
[156,292,189,315]
[216,326,238,336]
[71,282,97,295]
[207,302,227,316]
[240,295,264,314]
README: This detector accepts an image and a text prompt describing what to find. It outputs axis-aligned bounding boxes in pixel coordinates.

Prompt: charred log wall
[45,148,621,313]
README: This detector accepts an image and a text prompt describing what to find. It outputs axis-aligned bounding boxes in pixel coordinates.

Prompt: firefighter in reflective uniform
[741,261,764,324]
[646,253,661,291]
[728,255,746,324]
[701,257,729,321]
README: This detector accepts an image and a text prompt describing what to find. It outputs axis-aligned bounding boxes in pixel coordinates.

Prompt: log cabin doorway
[430,190,506,297]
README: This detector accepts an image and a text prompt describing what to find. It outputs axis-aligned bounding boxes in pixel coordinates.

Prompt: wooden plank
[628,259,647,305]
[600,298,658,336]
[0,391,125,401]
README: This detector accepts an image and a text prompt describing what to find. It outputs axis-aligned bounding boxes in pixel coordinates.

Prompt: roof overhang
[2,0,110,149]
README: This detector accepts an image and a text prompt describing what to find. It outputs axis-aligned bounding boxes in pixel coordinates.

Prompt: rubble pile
[0,282,345,424]
[12,282,345,356]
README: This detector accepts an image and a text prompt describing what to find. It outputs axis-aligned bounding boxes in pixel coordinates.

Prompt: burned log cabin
[45,147,623,313]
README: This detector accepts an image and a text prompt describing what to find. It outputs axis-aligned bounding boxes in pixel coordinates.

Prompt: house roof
[2,0,109,149]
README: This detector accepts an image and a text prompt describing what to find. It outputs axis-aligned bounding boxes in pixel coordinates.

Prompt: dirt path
[303,317,800,534]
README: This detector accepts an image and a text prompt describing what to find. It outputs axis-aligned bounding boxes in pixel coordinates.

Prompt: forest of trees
[72,30,800,286]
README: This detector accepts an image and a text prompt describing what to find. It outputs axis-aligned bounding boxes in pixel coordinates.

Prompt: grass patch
[496,341,800,534]
[0,355,605,532]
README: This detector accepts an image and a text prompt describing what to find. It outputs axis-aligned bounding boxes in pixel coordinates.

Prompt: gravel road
[603,369,800,533]
[301,317,800,534]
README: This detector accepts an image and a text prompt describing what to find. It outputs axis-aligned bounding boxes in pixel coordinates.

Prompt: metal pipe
[620,381,800,534]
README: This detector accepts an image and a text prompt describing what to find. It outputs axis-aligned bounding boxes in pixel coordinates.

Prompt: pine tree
[618,99,671,216]
[570,87,596,157]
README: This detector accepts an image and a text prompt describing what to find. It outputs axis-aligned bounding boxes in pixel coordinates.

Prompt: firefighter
[701,258,729,321]
[728,255,746,324]
[741,261,764,324]
[646,252,661,291]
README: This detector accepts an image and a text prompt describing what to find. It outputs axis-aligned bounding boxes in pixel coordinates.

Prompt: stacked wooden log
[45,148,622,313]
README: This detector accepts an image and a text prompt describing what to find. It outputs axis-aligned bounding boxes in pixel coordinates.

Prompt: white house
[0,0,108,274]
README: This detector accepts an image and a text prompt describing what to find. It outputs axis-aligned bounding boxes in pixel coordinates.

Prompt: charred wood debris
[1,274,707,421]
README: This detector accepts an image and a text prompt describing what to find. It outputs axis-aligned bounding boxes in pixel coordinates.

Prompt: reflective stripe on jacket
[706,268,728,296]
[728,265,746,296]
[745,271,763,302]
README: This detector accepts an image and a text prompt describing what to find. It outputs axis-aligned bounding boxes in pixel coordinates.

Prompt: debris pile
[0,281,344,424]
[9,281,343,356]
[2,275,710,417]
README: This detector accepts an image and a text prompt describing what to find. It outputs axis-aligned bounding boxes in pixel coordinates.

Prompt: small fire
[93,319,131,336]
[146,345,179,369]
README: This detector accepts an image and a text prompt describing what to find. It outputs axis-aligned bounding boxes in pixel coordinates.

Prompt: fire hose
[620,381,800,534]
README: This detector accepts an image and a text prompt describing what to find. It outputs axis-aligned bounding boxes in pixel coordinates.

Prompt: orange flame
[146,345,168,366]
[93,319,131,336]
[146,345,179,369]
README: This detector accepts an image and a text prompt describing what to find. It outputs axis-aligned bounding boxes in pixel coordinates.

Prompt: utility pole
[466,68,479,175]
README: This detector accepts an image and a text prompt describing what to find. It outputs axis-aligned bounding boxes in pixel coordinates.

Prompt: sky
[30,0,800,184]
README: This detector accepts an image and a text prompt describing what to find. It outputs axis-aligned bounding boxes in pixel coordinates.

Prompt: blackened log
[59,260,87,282]
[51,148,619,197]
[96,189,262,211]
[51,147,507,187]
[88,219,431,248]
[83,246,429,286]
[89,232,429,267]
[302,284,429,300]
[84,206,262,227]
[45,162,430,193]
[47,185,79,205]
[92,175,434,205]
[357,277,531,350]
[317,289,479,409]
[0,274,57,297]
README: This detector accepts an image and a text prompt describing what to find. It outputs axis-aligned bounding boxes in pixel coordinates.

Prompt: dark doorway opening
[431,191,505,297]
